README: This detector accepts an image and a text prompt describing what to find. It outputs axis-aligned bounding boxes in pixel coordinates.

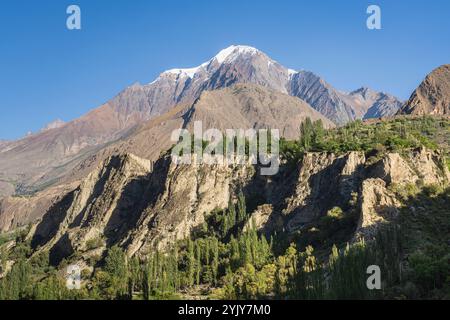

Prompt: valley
[0,45,448,301]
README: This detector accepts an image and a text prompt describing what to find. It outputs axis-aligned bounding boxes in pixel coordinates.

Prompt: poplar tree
[237,191,247,223]
[187,239,195,287]
[128,256,140,298]
[195,240,202,285]
[211,237,219,284]
[228,199,236,228]
[300,117,314,151]
[105,245,128,299]
[230,235,240,269]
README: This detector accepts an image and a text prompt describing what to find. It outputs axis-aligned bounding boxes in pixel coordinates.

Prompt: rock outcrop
[124,158,255,255]
[244,204,274,232]
[279,151,365,232]
[355,178,401,239]
[31,154,153,264]
[0,183,77,233]
[354,147,449,239]
[30,152,256,263]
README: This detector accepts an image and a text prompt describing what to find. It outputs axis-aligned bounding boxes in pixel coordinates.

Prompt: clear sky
[0,0,449,139]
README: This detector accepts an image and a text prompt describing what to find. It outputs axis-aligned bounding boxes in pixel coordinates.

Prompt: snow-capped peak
[164,67,201,79]
[288,69,298,77]
[214,45,261,64]
[155,45,262,82]
[160,60,209,80]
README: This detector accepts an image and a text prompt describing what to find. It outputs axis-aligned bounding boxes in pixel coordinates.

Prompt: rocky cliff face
[354,148,449,239]
[28,152,256,263]
[30,153,153,264]
[275,147,449,239]
[22,145,448,265]
[122,158,255,256]
[280,151,366,232]
[0,183,77,233]
[398,64,450,116]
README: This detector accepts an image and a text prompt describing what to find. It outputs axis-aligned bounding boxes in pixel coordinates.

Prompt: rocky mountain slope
[0,45,401,197]
[398,64,450,115]
[33,154,255,264]
[114,45,401,126]
[180,84,334,138]
[0,83,333,232]
[0,183,77,233]
[24,144,449,265]
[289,75,402,125]
[0,103,136,196]
[39,119,66,132]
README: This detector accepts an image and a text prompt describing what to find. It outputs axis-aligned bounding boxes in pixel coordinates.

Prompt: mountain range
[0,44,449,300]
[0,46,448,233]
[0,45,403,197]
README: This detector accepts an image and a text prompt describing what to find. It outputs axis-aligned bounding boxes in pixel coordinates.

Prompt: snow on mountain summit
[213,45,261,63]
[159,45,262,80]
[163,66,204,79]
[139,45,402,126]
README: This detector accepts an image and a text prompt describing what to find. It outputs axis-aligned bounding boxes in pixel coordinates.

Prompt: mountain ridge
[0,45,403,196]
[398,64,450,116]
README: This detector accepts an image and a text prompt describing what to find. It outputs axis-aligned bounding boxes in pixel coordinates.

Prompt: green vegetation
[0,246,86,300]
[394,185,450,298]
[85,237,104,251]
[281,116,450,164]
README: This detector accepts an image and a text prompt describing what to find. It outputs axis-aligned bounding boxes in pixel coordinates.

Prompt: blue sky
[0,0,449,139]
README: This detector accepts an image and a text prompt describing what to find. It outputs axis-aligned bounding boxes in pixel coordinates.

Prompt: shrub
[85,237,104,251]
[408,245,450,294]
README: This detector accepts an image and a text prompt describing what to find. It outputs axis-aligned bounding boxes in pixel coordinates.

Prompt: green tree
[237,191,247,223]
[211,237,219,285]
[0,258,32,300]
[299,117,314,151]
[127,256,141,298]
[104,245,128,299]
[195,241,202,285]
[187,239,195,287]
